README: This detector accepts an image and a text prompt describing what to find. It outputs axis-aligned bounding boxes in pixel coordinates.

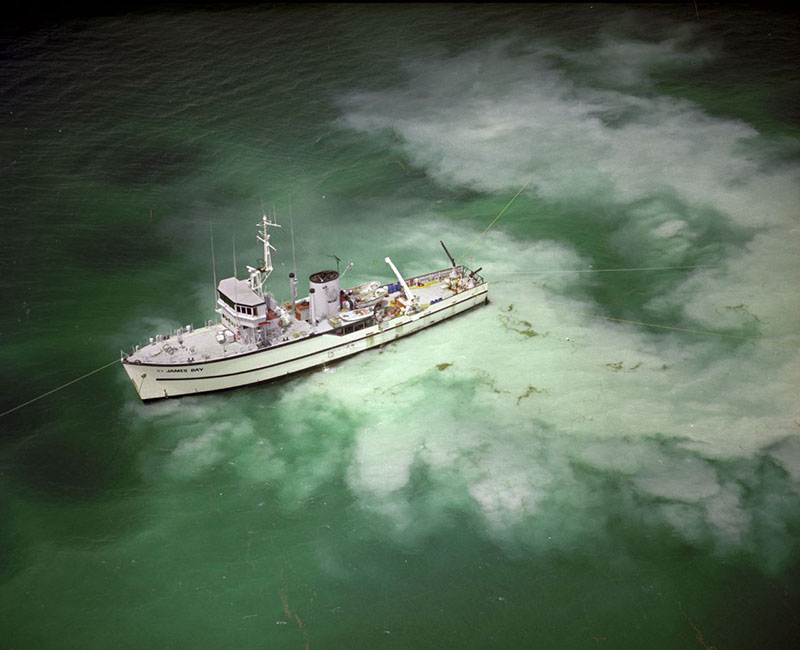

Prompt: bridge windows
[235,304,256,316]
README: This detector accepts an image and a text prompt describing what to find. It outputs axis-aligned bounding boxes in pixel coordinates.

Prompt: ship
[122,215,488,401]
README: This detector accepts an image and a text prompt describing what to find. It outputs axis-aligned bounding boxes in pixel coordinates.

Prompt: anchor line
[458,175,534,262]
[0,359,120,418]
[453,183,777,344]
[494,265,718,274]
[546,306,795,347]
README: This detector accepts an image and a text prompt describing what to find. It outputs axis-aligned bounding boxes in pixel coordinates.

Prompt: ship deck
[123,266,481,367]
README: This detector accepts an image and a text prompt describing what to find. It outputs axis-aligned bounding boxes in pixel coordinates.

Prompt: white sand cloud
[335,34,800,561]
[131,32,798,571]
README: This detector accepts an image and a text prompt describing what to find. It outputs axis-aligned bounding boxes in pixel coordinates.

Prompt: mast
[210,222,217,310]
[248,214,281,296]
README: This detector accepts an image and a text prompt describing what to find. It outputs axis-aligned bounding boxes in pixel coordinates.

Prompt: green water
[1,5,799,648]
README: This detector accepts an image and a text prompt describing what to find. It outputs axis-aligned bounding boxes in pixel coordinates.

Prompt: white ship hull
[123,283,488,401]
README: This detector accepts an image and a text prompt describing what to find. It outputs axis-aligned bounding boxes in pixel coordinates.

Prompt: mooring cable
[0,359,120,419]
[458,175,535,262]
[494,265,718,274]
[544,305,795,347]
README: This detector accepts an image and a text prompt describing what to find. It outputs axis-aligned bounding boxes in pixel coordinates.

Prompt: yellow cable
[549,306,795,347]
[496,265,718,274]
[458,175,534,262]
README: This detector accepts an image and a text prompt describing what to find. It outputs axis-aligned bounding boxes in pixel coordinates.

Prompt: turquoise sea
[1,4,799,648]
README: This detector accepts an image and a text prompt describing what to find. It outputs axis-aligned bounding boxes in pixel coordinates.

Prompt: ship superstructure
[122,216,488,400]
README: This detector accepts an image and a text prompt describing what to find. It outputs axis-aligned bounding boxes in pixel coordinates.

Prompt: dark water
[1,5,799,649]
